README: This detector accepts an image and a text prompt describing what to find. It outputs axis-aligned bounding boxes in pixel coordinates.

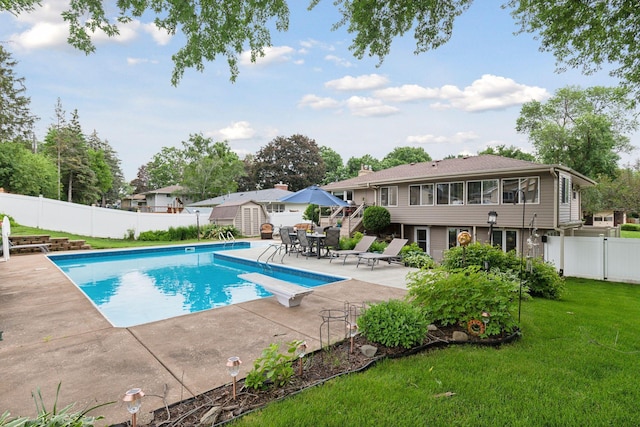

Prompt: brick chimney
[274,182,288,191]
[358,164,373,176]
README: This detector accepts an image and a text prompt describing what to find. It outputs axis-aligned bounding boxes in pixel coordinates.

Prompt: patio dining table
[307,233,326,259]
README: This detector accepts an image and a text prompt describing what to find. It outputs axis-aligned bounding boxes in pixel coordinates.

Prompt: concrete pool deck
[0,241,414,426]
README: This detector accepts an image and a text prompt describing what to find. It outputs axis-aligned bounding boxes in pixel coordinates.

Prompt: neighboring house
[584,210,626,227]
[140,185,193,213]
[188,183,293,213]
[208,200,268,237]
[322,155,596,262]
[120,193,146,211]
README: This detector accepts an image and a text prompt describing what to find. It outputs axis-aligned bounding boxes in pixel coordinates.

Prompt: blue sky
[1,1,637,181]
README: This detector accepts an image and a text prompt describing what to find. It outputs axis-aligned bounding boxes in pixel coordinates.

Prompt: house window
[492,230,518,253]
[560,176,570,204]
[502,177,539,204]
[437,182,464,205]
[380,186,398,207]
[266,203,285,213]
[467,179,499,205]
[409,184,434,206]
[332,190,354,202]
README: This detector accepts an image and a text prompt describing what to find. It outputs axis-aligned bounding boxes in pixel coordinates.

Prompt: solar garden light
[226,356,242,399]
[123,388,144,427]
[482,311,491,328]
[348,322,359,354]
[295,341,307,376]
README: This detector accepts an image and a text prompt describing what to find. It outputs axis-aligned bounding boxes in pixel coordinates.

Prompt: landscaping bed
[141,325,519,427]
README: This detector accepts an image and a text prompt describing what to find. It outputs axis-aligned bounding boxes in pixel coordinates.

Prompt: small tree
[362,206,391,235]
[302,204,319,225]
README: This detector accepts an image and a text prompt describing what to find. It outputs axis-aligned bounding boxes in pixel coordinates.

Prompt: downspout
[550,167,564,275]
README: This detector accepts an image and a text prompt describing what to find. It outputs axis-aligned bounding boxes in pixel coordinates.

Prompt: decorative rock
[452,331,469,342]
[200,405,222,426]
[427,324,439,331]
[360,344,378,357]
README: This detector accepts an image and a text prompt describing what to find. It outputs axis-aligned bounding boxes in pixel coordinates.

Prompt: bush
[525,257,566,299]
[399,243,437,269]
[368,240,387,253]
[406,266,522,337]
[362,206,391,235]
[338,231,364,250]
[245,341,300,390]
[358,299,429,349]
[621,223,640,231]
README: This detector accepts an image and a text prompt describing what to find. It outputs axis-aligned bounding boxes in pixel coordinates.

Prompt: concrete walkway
[0,242,413,425]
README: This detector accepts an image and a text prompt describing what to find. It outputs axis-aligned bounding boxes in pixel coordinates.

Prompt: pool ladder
[218,231,236,246]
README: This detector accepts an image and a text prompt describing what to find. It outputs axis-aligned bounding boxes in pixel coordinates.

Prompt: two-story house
[323,155,595,261]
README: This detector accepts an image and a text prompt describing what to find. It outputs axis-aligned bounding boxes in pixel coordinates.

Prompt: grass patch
[621,229,640,238]
[234,278,640,426]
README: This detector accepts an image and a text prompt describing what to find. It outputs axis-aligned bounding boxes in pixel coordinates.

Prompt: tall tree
[478,144,536,161]
[0,44,38,145]
[320,146,348,184]
[87,130,124,206]
[8,1,640,92]
[0,141,57,197]
[130,164,151,194]
[146,146,186,189]
[381,146,432,169]
[252,134,325,192]
[180,135,245,200]
[582,166,640,216]
[516,86,636,179]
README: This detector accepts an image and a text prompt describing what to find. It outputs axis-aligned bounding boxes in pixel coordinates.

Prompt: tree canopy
[516,86,636,179]
[6,1,640,90]
[0,45,37,144]
[477,144,535,162]
[381,146,432,169]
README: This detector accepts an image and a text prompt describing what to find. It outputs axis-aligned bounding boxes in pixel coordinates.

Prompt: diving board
[239,273,314,308]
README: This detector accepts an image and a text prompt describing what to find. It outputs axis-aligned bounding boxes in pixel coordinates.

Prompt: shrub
[358,299,429,349]
[244,341,301,390]
[406,266,522,337]
[403,252,436,269]
[621,223,640,231]
[362,206,391,235]
[368,240,387,253]
[525,257,566,299]
[339,231,364,250]
[137,230,170,241]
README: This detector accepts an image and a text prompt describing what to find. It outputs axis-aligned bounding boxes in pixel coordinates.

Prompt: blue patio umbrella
[279,185,349,207]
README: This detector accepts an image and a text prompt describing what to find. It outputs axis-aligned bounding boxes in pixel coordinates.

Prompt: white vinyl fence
[0,193,199,239]
[544,235,640,284]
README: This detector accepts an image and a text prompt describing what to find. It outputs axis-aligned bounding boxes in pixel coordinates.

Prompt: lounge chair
[356,238,408,270]
[329,235,376,265]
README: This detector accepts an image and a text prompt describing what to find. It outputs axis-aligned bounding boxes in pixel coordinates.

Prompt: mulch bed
[133,325,519,427]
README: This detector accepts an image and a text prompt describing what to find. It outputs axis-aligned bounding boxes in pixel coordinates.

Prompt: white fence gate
[544,236,640,284]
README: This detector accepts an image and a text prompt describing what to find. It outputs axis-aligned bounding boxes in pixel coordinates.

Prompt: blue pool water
[48,242,343,327]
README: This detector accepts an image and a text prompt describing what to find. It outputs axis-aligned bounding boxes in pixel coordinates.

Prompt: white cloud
[218,121,256,140]
[127,57,159,65]
[325,74,389,91]
[407,131,479,145]
[240,46,296,66]
[324,55,353,68]
[142,22,172,45]
[298,94,341,110]
[345,96,399,117]
[9,21,69,50]
[374,84,439,102]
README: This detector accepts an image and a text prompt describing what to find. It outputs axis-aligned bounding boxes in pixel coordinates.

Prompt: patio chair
[296,229,315,258]
[320,227,341,258]
[328,235,376,265]
[356,238,408,270]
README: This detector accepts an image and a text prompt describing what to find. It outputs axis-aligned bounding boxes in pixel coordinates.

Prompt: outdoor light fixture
[195,210,200,241]
[226,356,242,399]
[487,211,498,246]
[295,341,307,376]
[481,311,491,327]
[123,388,144,427]
[348,322,359,354]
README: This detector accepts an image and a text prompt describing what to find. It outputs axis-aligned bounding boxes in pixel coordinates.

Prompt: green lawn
[621,229,640,238]
[234,278,640,426]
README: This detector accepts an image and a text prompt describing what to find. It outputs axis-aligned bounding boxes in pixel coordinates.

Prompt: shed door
[242,206,260,236]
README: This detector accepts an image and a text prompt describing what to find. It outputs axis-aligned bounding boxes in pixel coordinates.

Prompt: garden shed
[208,200,268,237]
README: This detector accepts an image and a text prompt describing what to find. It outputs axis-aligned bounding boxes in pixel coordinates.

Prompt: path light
[481,311,491,329]
[348,322,359,354]
[295,341,307,376]
[123,388,144,427]
[226,356,242,399]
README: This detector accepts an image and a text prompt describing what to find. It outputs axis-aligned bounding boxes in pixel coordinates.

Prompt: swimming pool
[48,242,344,327]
